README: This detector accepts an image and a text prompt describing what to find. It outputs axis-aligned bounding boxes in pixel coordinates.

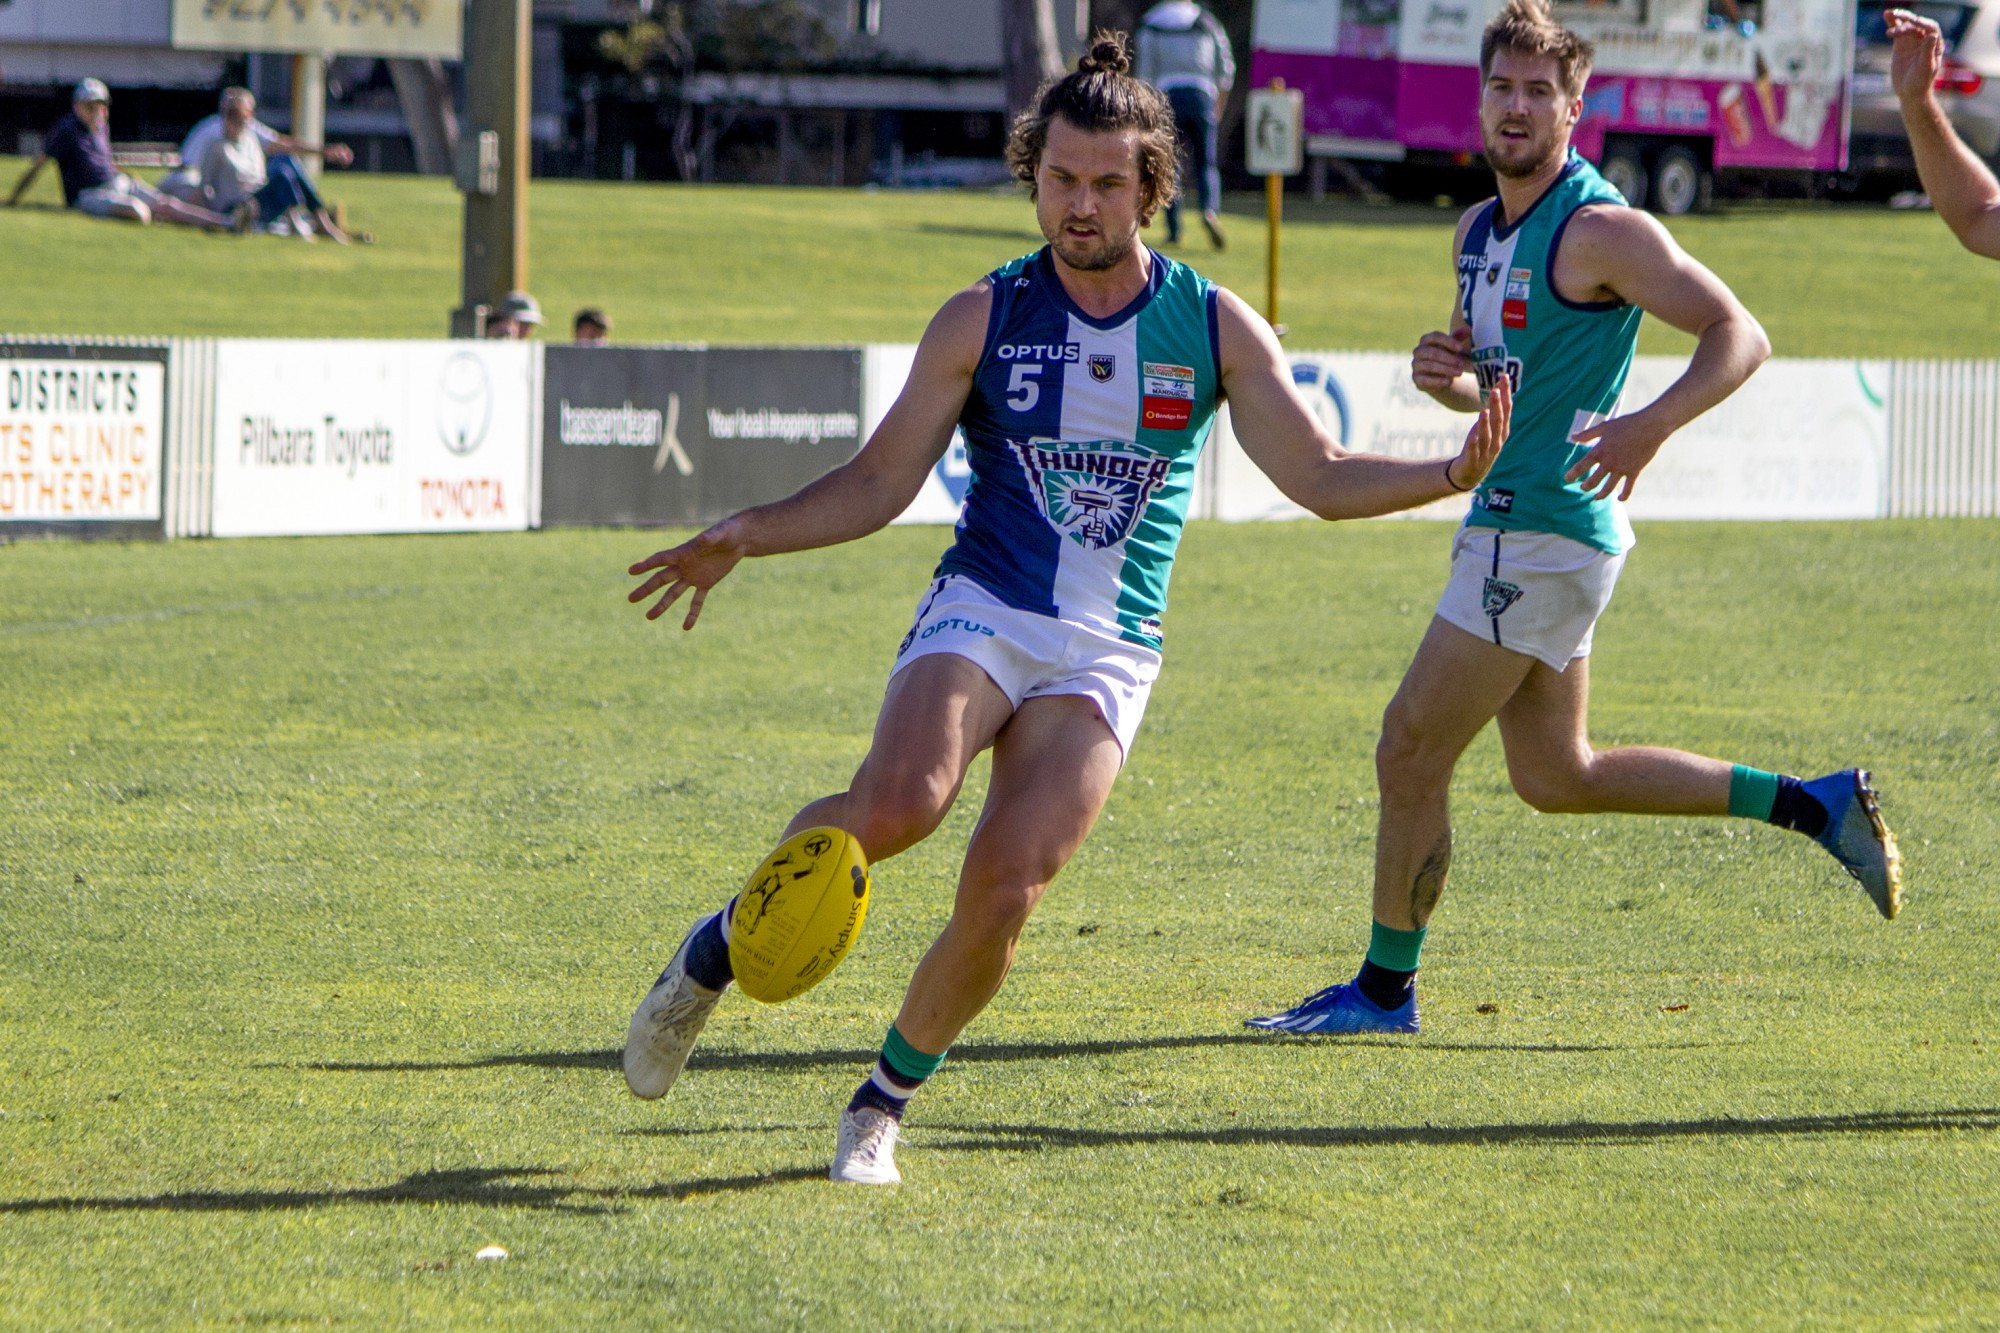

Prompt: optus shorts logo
[437,351,493,456]
[1010,437,1171,550]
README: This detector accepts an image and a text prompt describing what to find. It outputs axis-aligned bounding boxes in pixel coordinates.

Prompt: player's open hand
[628,520,749,629]
[1448,369,1509,490]
[1886,9,1946,103]
[1411,326,1474,395]
[1564,410,1670,501]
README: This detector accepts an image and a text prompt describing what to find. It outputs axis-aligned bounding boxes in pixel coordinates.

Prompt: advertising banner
[1210,352,1890,523]
[171,0,462,59]
[209,340,533,538]
[541,346,862,527]
[0,343,168,538]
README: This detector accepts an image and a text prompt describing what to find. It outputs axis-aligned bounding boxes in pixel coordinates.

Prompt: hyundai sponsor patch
[1140,361,1196,431]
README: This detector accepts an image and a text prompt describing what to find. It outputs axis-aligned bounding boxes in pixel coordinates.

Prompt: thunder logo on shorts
[935,248,1222,649]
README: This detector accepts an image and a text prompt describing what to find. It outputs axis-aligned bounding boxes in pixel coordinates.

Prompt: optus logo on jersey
[994,342,1080,362]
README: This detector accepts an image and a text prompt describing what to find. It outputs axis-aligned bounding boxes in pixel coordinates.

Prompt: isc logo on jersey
[1009,438,1171,550]
[1141,361,1196,430]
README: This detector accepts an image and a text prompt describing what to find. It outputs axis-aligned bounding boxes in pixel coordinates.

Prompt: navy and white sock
[681,906,735,991]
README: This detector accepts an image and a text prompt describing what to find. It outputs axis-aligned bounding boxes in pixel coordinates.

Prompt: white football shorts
[1434,526,1627,672]
[890,575,1161,759]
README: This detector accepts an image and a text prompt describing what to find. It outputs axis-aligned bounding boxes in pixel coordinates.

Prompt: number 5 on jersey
[1007,363,1041,411]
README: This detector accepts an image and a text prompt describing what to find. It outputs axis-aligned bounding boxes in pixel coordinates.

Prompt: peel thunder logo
[1482,577,1525,617]
[1010,438,1171,550]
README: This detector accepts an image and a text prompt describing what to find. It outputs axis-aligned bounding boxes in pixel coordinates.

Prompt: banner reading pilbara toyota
[209,340,532,538]
[0,346,167,529]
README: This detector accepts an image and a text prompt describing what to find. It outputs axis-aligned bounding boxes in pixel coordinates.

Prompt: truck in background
[1250,0,1858,213]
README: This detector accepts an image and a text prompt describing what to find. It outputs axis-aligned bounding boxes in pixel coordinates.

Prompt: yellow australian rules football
[727,826,871,1003]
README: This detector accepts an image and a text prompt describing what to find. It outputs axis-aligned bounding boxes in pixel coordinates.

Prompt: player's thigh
[1493,654,1593,784]
[963,693,1124,895]
[1381,616,1539,766]
[850,651,1015,820]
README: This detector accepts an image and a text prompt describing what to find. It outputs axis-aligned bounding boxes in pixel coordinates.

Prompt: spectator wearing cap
[573,308,611,346]
[164,87,356,242]
[5,79,233,230]
[486,291,543,339]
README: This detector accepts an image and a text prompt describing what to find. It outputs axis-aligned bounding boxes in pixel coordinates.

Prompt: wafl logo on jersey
[1009,438,1171,550]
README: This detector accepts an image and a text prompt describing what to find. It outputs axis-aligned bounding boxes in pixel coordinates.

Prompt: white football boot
[623,915,724,1100]
[829,1106,903,1185]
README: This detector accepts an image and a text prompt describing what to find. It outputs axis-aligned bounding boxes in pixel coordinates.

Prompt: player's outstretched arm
[1888,8,2000,259]
[1219,287,1509,520]
[628,283,986,628]
[1558,208,1770,500]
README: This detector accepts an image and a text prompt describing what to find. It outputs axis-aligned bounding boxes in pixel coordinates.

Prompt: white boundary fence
[1890,360,2000,518]
[5,336,1999,537]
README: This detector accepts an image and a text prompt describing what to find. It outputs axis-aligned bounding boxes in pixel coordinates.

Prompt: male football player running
[624,34,1509,1184]
[1887,7,2000,259]
[1249,0,1901,1038]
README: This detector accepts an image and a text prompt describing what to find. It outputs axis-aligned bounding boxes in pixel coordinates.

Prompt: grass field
[3,520,1996,1327]
[5,160,2000,358]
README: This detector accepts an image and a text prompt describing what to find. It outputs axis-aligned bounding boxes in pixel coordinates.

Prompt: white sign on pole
[209,340,533,538]
[0,356,167,523]
[171,0,463,59]
[1246,86,1306,176]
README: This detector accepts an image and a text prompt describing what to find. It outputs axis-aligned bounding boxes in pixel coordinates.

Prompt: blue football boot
[1245,978,1420,1034]
[1803,768,1903,919]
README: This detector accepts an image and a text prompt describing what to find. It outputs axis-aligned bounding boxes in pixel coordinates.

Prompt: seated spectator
[573,307,611,345]
[4,79,233,230]
[196,88,356,243]
[486,292,543,339]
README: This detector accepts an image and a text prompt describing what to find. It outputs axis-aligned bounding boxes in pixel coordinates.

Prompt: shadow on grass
[922,1106,2000,1155]
[0,1164,832,1216]
[299,1030,1662,1076]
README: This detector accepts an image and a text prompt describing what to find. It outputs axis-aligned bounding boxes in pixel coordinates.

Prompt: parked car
[1849,0,2000,172]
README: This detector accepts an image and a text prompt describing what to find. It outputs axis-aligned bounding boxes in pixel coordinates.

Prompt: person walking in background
[573,308,612,345]
[1888,8,2000,259]
[1136,0,1234,249]
[4,79,232,230]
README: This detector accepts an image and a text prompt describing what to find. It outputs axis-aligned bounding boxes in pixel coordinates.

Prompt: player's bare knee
[1376,710,1454,791]
[1508,757,1593,813]
[956,879,1046,944]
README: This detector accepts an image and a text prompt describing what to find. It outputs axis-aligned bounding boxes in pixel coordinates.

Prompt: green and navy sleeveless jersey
[935,247,1222,649]
[1457,152,1643,554]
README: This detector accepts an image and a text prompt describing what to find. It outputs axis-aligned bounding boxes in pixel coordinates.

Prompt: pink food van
[1251,0,1858,212]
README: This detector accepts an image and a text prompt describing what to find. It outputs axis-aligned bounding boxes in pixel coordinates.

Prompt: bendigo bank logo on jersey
[1140,362,1196,431]
[1503,267,1532,330]
[1009,438,1170,550]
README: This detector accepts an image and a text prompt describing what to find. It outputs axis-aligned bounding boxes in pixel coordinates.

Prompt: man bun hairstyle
[1005,30,1181,222]
[1481,0,1595,100]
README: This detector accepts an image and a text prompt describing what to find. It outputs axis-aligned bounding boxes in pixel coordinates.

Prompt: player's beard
[1047,219,1138,273]
[1482,119,1564,179]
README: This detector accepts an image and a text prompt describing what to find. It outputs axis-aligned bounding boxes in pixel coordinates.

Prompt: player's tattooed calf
[1410,833,1451,926]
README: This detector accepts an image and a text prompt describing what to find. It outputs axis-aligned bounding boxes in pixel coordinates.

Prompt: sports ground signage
[0,343,168,539]
[540,346,863,528]
[171,0,463,58]
[208,340,533,537]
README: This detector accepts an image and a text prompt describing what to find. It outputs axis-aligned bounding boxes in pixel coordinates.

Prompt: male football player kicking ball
[624,34,1509,1184]
[1249,0,1901,1038]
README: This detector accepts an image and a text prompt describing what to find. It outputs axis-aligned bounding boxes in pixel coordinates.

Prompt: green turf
[4,160,1999,358]
[2,521,1995,1328]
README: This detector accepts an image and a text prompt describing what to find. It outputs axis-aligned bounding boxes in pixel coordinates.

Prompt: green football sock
[1365,920,1427,973]
[1728,764,1781,822]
